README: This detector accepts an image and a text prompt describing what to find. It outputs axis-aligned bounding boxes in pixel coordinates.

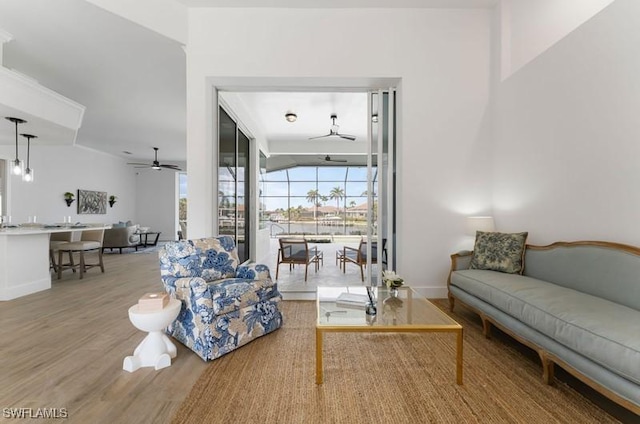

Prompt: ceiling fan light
[152,165,161,170]
[285,112,297,123]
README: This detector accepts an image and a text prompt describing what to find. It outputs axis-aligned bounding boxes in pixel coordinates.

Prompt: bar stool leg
[57,250,63,280]
[98,249,104,273]
[79,251,85,279]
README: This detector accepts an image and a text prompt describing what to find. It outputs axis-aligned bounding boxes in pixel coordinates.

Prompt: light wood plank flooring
[0,248,207,424]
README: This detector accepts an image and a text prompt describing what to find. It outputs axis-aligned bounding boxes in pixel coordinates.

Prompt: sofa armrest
[236,263,272,281]
[451,250,473,271]
[162,275,212,303]
[447,250,473,289]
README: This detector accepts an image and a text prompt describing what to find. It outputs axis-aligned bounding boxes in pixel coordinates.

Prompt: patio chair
[342,238,387,281]
[275,238,322,282]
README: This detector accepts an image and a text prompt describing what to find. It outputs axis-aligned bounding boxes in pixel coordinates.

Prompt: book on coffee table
[335,292,369,309]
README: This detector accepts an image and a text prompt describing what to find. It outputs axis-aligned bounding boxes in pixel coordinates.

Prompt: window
[261,166,375,236]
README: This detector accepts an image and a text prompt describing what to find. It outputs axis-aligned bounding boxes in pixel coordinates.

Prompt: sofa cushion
[451,269,640,385]
[207,277,279,316]
[159,237,240,281]
[470,231,528,274]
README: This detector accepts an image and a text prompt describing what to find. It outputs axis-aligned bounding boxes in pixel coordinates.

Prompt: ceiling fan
[320,155,347,163]
[309,114,356,141]
[127,147,181,171]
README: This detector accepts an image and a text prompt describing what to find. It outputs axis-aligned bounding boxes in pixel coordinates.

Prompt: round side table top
[128,298,181,332]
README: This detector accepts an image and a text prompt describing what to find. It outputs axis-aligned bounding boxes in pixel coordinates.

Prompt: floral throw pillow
[470,231,528,274]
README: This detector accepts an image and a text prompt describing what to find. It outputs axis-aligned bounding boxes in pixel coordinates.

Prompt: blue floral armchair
[159,236,283,361]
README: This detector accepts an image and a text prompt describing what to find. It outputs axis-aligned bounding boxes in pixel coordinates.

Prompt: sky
[180,166,375,211]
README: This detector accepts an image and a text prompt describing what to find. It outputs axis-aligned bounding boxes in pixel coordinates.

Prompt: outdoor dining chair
[275,238,322,282]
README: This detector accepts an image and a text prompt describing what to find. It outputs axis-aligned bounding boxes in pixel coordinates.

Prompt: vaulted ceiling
[0,0,498,165]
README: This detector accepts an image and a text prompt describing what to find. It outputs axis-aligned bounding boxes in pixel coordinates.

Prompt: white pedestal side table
[123,298,181,372]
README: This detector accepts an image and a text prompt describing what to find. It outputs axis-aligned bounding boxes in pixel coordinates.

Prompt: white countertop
[0,224,112,235]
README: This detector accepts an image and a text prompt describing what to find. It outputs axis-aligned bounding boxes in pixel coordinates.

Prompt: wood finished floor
[0,249,207,424]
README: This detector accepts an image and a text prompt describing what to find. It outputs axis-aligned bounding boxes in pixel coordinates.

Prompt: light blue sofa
[159,236,283,361]
[448,241,640,415]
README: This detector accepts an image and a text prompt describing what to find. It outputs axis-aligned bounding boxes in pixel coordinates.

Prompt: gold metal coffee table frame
[316,286,463,385]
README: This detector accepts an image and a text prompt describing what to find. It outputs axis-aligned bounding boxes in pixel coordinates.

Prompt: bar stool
[49,231,72,273]
[57,229,105,279]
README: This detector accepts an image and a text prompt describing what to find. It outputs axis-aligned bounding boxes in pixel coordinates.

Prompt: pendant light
[5,117,27,175]
[20,134,37,183]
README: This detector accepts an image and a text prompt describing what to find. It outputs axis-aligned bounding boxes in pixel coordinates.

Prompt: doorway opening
[216,87,396,294]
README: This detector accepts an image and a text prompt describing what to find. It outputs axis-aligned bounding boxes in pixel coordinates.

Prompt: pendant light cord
[14,120,19,160]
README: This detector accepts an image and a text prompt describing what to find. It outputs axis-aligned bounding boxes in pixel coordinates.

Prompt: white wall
[492,0,640,245]
[502,0,616,77]
[0,145,136,224]
[186,8,493,295]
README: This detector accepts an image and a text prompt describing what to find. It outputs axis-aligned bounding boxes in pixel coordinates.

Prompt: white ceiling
[0,0,185,163]
[227,91,369,143]
[0,0,498,164]
[178,0,498,8]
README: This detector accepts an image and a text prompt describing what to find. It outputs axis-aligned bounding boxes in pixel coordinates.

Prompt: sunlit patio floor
[261,238,381,300]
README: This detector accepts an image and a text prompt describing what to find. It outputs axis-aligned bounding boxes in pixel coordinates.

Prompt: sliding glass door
[218,106,251,263]
[365,89,396,284]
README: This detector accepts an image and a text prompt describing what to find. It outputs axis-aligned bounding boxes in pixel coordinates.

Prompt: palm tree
[306,189,319,220]
[329,186,345,217]
[349,200,356,208]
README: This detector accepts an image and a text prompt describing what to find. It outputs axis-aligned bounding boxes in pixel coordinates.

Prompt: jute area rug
[172,300,619,424]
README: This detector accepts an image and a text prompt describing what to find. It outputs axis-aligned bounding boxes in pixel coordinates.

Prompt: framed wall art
[77,189,107,214]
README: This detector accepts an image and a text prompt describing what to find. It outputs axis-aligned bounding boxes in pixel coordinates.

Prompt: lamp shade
[466,216,495,236]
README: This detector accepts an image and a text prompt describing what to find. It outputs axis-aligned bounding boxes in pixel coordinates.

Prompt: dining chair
[342,237,387,281]
[275,238,322,282]
[49,231,72,273]
[57,229,105,279]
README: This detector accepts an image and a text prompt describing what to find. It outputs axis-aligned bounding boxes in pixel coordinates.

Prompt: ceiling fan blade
[127,162,149,166]
[133,165,150,168]
[333,159,348,162]
[338,134,356,141]
[308,133,332,140]
[160,164,182,170]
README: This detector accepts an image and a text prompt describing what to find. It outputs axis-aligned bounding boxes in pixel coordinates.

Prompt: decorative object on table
[382,270,403,297]
[108,195,117,208]
[20,133,36,182]
[123,298,181,372]
[138,292,169,312]
[64,192,75,207]
[365,286,377,316]
[77,189,107,214]
[5,116,26,176]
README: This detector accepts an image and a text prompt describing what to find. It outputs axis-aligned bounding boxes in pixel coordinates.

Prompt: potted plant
[382,270,404,297]
[109,195,117,208]
[64,192,75,207]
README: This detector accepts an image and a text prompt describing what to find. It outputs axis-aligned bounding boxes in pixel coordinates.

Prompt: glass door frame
[365,88,396,285]
[218,102,253,263]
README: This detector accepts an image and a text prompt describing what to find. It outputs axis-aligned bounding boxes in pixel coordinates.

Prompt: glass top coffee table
[316,286,463,385]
